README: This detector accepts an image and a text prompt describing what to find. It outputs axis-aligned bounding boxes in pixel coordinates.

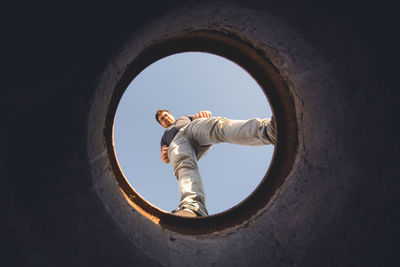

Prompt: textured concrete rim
[5,0,396,265]
[103,30,298,235]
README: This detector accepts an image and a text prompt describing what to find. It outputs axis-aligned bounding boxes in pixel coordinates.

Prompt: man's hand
[193,111,212,120]
[161,145,169,164]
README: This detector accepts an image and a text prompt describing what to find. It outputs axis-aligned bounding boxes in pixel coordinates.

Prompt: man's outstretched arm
[161,145,169,164]
[193,110,212,120]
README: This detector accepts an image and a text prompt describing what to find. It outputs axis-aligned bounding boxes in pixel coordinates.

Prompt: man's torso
[160,115,193,148]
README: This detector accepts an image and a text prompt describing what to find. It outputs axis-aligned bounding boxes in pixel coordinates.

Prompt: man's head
[155,109,175,128]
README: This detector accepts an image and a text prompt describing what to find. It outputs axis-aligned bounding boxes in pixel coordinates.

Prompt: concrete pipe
[2,1,399,266]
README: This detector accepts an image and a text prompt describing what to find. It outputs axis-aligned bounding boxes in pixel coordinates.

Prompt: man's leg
[184,117,277,147]
[168,132,209,216]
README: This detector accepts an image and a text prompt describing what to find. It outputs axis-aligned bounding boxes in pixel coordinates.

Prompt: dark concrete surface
[2,1,399,266]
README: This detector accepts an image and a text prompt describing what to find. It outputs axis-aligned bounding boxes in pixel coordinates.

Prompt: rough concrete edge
[85,0,344,265]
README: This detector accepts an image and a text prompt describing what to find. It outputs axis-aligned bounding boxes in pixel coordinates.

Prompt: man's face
[158,111,175,128]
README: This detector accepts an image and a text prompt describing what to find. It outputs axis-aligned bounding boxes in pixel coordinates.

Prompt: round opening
[103,31,297,234]
[113,52,274,216]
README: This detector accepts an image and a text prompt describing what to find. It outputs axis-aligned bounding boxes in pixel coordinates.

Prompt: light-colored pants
[168,117,277,216]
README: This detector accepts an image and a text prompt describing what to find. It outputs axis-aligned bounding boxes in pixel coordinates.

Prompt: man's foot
[266,116,277,144]
[171,208,198,217]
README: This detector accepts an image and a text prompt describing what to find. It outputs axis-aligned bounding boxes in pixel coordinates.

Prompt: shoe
[171,208,198,217]
[266,116,277,144]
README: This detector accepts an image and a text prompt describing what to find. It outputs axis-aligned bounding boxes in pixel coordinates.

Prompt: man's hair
[155,109,170,124]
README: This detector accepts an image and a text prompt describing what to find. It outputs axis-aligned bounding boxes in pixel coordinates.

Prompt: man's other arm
[161,145,169,164]
[192,111,212,120]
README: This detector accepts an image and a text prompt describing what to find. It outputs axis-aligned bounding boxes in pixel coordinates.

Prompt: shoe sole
[173,210,197,217]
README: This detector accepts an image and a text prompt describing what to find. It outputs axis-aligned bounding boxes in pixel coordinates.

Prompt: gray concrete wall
[2,1,399,266]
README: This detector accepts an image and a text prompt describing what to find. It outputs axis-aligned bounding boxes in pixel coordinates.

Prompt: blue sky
[113,52,274,215]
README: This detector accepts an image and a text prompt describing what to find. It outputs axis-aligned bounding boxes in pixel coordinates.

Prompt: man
[156,109,277,217]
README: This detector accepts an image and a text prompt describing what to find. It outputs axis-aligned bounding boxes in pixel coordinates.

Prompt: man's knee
[173,154,198,175]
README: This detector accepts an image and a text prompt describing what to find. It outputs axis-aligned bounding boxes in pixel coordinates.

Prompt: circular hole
[113,52,274,216]
[102,31,297,234]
